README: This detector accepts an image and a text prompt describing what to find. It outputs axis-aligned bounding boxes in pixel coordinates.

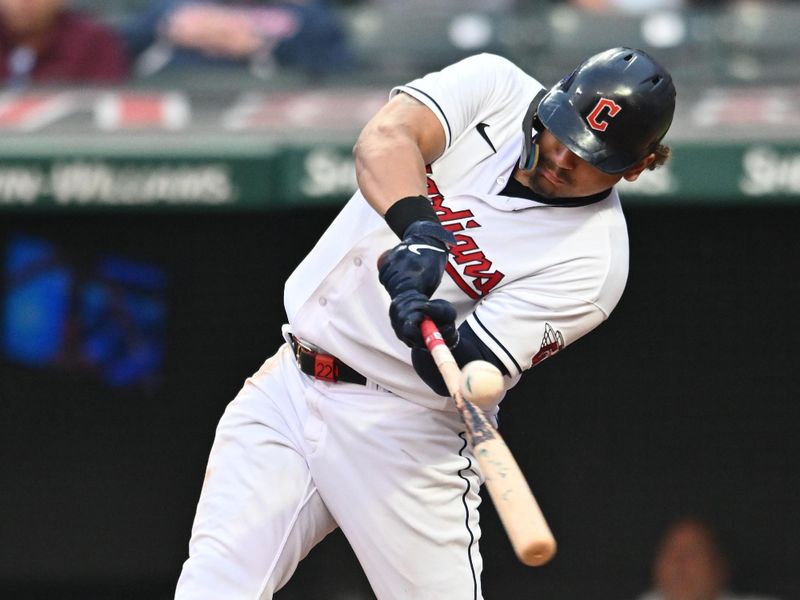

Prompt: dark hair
[648,144,671,170]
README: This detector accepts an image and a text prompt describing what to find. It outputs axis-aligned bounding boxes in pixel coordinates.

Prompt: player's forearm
[353,127,429,216]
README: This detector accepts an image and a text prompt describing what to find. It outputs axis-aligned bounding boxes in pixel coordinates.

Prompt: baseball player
[175,47,676,599]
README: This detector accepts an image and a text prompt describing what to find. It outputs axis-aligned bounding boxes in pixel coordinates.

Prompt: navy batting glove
[389,290,459,349]
[379,220,456,299]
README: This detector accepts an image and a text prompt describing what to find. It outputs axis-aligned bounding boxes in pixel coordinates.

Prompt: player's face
[526,129,624,199]
[653,521,725,599]
[0,0,64,35]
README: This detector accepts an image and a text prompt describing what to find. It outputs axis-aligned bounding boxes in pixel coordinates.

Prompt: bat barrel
[518,538,558,567]
[478,436,557,567]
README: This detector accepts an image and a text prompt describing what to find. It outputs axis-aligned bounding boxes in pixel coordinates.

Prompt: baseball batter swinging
[175,47,676,599]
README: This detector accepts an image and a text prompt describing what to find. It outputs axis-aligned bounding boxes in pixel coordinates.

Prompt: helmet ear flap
[522,138,540,171]
[518,89,548,170]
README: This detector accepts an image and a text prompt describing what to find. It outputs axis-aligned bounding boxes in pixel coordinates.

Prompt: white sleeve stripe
[469,312,523,376]
[402,85,452,148]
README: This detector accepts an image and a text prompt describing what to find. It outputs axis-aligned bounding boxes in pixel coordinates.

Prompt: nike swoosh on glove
[378,220,456,298]
[389,290,459,349]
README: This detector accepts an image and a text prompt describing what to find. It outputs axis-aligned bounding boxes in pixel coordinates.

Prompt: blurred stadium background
[1,1,798,598]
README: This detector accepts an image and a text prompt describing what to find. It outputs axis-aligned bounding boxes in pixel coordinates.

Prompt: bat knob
[376,249,392,269]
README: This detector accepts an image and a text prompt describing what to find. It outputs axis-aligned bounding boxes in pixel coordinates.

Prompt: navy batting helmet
[524,47,676,174]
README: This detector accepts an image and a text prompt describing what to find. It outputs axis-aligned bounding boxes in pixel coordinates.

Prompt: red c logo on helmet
[586,98,622,132]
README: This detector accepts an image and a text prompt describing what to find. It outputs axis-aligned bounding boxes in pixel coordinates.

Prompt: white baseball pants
[175,343,485,599]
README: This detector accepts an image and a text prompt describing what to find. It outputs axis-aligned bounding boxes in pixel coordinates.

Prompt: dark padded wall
[1,206,797,599]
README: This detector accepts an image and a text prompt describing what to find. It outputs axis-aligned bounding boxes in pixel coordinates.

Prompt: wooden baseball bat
[421,317,557,567]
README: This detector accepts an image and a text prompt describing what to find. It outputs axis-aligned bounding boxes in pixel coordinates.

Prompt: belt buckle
[292,336,338,383]
[293,336,317,359]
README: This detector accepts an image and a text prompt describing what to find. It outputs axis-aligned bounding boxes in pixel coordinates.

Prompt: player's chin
[530,175,560,198]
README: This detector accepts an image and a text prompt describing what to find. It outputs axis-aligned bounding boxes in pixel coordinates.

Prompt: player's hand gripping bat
[421,317,557,567]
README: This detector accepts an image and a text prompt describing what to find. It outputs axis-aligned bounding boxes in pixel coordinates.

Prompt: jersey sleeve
[391,53,527,150]
[464,279,609,378]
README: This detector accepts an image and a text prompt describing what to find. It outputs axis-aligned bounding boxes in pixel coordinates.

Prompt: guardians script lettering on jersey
[426,168,504,298]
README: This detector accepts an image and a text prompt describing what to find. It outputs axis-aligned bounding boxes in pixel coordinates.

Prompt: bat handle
[420,317,440,348]
[420,317,462,398]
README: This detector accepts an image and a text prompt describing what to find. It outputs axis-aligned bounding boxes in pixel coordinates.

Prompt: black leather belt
[290,335,367,385]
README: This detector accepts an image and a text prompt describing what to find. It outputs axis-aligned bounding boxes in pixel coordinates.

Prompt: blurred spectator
[569,0,685,13]
[368,0,516,11]
[0,0,128,86]
[569,0,733,12]
[636,517,780,600]
[123,0,353,78]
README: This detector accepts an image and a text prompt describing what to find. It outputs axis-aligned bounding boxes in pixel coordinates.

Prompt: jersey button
[318,297,327,306]
[353,257,362,266]
[496,176,506,185]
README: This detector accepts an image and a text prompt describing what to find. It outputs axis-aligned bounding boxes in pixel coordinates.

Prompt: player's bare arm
[353,92,446,216]
[356,94,458,350]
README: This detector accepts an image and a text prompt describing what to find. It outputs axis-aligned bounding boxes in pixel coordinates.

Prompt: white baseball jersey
[284,52,629,411]
[178,53,631,600]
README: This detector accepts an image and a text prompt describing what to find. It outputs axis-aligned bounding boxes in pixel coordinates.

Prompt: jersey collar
[499,175,612,208]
